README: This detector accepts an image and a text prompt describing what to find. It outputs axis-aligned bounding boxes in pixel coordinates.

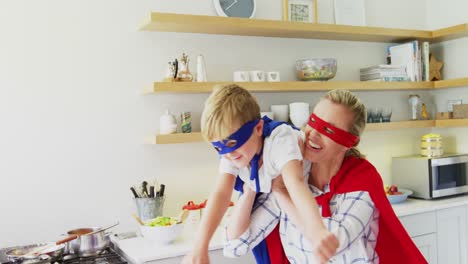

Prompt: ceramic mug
[260,111,274,120]
[289,102,310,128]
[270,105,289,122]
[233,71,250,82]
[250,70,265,82]
[266,71,280,82]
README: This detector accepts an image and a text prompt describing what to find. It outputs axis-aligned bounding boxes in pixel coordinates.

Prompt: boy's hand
[181,252,209,264]
[314,229,339,264]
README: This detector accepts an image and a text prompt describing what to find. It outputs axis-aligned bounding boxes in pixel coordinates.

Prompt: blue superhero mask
[211,119,260,154]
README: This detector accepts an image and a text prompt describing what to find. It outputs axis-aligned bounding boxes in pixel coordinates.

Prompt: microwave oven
[392,154,468,199]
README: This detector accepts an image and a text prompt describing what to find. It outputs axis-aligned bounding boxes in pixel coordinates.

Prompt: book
[359,64,406,73]
[388,41,419,82]
[365,76,410,82]
[422,42,430,81]
[360,73,408,81]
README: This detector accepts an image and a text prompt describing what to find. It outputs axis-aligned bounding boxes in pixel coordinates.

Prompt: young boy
[182,84,338,264]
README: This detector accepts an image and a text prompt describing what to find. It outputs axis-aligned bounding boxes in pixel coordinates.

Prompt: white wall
[426,0,468,155]
[0,0,463,248]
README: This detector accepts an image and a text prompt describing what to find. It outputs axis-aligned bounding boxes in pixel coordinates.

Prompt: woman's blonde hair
[201,84,260,142]
[323,89,367,158]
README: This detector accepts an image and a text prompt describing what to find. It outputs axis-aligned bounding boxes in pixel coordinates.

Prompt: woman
[223,89,426,263]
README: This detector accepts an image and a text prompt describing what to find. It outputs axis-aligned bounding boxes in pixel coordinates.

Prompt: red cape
[267,156,427,264]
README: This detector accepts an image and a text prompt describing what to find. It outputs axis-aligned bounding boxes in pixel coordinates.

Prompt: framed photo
[283,0,318,23]
[334,0,366,26]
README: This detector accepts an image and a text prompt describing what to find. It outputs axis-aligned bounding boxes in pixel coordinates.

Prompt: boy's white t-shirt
[219,124,310,193]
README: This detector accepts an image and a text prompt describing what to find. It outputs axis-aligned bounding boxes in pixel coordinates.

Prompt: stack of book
[387,41,430,82]
[360,65,408,81]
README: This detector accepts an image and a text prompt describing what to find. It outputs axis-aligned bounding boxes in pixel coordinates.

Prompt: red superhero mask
[307,113,359,148]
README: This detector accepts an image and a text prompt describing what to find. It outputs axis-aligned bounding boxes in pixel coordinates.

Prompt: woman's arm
[323,191,376,255]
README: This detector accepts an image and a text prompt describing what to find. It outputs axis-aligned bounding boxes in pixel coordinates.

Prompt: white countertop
[112,227,224,264]
[392,194,468,217]
[114,194,468,263]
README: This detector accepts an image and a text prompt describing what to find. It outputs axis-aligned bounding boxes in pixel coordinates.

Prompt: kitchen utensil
[142,181,149,197]
[86,222,119,236]
[295,58,337,81]
[130,187,139,198]
[134,196,165,221]
[65,227,111,257]
[159,184,165,197]
[6,243,65,263]
[177,209,189,224]
[133,214,145,225]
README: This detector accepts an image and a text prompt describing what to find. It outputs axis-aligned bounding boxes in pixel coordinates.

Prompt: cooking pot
[61,227,109,256]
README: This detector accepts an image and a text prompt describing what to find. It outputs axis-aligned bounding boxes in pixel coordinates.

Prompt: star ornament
[429,54,443,81]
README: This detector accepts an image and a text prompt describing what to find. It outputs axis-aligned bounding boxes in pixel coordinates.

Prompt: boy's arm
[271,176,305,232]
[182,173,236,264]
[281,160,339,262]
[226,184,256,239]
[223,191,281,258]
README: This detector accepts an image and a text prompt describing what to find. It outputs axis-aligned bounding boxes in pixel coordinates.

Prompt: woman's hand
[271,175,288,195]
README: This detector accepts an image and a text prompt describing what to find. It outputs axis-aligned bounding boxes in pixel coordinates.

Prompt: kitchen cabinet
[413,234,438,264]
[436,206,468,264]
[139,250,255,264]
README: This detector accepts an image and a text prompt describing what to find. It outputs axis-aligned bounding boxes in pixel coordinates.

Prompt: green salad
[145,216,177,227]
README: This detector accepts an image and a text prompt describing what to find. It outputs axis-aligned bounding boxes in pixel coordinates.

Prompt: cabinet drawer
[399,211,436,237]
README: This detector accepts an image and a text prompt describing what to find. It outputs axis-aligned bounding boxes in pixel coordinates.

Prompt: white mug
[266,71,280,82]
[289,102,310,128]
[233,71,250,82]
[250,70,265,82]
[270,105,289,122]
[260,111,274,120]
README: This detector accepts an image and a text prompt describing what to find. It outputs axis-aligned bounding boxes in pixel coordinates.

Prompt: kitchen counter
[113,194,468,263]
[392,194,468,217]
[112,228,226,264]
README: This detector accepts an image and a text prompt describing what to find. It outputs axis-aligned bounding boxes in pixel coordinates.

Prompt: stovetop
[0,247,127,264]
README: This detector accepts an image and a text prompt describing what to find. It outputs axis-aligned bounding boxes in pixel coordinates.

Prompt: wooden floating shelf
[433,78,468,89]
[152,132,203,144]
[431,24,468,43]
[365,120,434,131]
[435,119,468,128]
[141,12,468,43]
[151,119,468,144]
[146,78,468,94]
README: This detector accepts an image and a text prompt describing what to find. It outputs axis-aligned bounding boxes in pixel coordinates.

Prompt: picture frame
[334,0,366,26]
[283,0,318,23]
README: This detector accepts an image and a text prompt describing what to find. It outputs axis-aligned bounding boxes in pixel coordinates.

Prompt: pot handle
[56,235,78,245]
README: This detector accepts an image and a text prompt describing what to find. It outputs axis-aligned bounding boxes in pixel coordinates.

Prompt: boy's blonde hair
[201,84,260,142]
[323,89,367,159]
